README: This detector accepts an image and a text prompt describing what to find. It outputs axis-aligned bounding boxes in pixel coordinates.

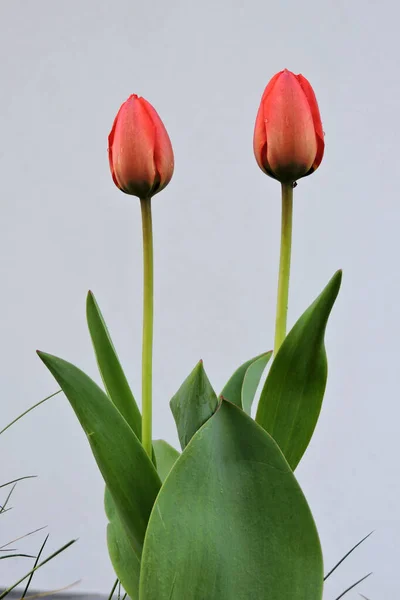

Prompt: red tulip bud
[108,95,174,198]
[253,69,324,184]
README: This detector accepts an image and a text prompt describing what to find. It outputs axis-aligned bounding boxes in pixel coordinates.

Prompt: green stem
[274,183,293,355]
[140,197,154,458]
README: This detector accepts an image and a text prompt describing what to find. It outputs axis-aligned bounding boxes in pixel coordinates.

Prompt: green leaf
[87,291,142,439]
[221,352,271,409]
[104,439,180,597]
[105,487,140,600]
[256,270,342,470]
[153,440,180,482]
[170,360,218,450]
[140,400,324,600]
[241,351,272,414]
[38,352,161,556]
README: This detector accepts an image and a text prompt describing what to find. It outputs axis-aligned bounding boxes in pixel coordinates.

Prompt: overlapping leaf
[153,440,180,482]
[105,487,141,599]
[241,351,272,414]
[140,400,323,600]
[221,351,271,410]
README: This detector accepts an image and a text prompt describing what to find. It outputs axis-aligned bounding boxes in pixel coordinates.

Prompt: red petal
[253,71,282,177]
[108,95,157,197]
[139,98,174,195]
[296,74,325,171]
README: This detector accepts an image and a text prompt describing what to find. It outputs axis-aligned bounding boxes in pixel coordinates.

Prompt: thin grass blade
[0,539,76,599]
[0,391,61,436]
[0,476,36,490]
[324,531,373,580]
[335,573,372,599]
[0,526,47,550]
[21,534,50,598]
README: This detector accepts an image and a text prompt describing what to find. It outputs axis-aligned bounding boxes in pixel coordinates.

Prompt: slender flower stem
[274,183,294,355]
[140,197,154,458]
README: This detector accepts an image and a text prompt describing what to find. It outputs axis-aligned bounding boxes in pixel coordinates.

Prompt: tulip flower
[108,94,174,198]
[253,69,324,184]
[253,70,324,356]
[108,94,174,459]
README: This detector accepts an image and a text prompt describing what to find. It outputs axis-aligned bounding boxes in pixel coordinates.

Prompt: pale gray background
[0,0,397,597]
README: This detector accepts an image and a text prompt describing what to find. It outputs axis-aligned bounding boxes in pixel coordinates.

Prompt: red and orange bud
[253,69,324,184]
[108,94,174,198]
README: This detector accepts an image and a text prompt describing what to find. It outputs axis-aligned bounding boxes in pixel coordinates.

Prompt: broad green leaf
[153,439,180,482]
[256,270,342,470]
[105,487,140,600]
[87,291,142,439]
[241,351,272,414]
[140,400,324,600]
[221,351,271,408]
[38,352,161,556]
[170,360,217,450]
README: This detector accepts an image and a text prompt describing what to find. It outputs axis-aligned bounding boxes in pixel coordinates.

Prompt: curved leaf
[87,291,142,439]
[170,360,217,450]
[153,440,180,482]
[140,400,323,600]
[256,270,342,470]
[105,487,140,600]
[221,351,271,409]
[38,352,161,556]
[241,351,272,414]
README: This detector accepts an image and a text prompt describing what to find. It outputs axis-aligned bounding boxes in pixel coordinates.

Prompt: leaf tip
[194,359,204,373]
[333,268,343,285]
[86,290,97,308]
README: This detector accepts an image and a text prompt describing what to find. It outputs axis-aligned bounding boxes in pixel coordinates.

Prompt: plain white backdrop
[0,0,397,597]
